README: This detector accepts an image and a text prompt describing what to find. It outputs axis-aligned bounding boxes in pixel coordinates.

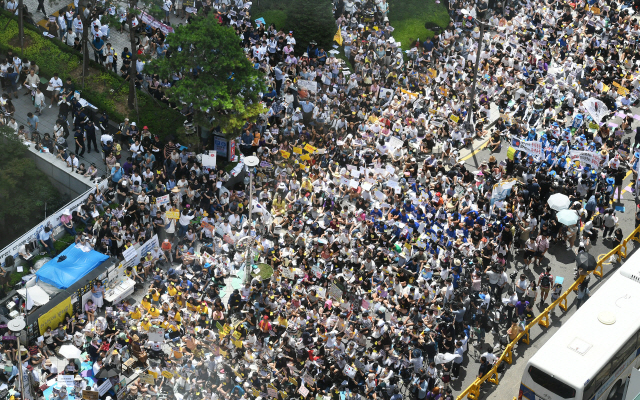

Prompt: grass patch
[388,0,450,50]
[251,263,274,281]
[255,9,288,31]
[9,269,31,287]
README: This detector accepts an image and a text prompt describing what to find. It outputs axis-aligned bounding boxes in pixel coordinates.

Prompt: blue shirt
[111,166,124,182]
[39,230,51,241]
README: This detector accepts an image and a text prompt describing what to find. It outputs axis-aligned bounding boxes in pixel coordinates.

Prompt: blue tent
[36,245,109,289]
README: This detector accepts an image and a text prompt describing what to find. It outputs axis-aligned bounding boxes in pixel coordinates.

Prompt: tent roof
[36,245,109,289]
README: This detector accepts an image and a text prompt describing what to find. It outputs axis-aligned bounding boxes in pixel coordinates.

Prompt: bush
[0,11,184,141]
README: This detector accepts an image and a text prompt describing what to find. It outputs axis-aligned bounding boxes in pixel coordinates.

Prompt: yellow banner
[450,114,460,123]
[304,144,317,153]
[400,88,418,99]
[280,150,291,159]
[293,147,303,154]
[301,154,311,161]
[161,371,173,379]
[507,147,516,160]
[39,296,72,334]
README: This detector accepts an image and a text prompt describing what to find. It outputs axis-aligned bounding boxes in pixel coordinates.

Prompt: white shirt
[49,77,63,90]
[163,0,172,10]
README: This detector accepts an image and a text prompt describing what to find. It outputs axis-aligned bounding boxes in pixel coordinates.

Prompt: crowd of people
[2,0,640,396]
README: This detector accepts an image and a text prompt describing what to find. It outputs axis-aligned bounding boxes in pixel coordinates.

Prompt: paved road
[450,113,640,399]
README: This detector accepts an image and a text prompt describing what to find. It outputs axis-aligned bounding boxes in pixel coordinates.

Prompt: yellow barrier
[456,223,640,400]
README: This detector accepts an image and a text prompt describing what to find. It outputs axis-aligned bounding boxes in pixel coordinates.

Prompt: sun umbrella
[94,367,119,379]
[435,352,463,364]
[548,193,571,211]
[58,344,82,359]
[557,209,580,226]
[576,252,597,271]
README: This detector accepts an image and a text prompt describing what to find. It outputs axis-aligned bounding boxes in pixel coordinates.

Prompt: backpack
[541,273,551,287]
[592,214,603,228]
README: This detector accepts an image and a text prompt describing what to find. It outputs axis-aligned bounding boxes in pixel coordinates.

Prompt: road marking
[460,139,491,162]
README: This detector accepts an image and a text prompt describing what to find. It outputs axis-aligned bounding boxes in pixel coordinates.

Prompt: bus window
[610,336,637,374]
[527,366,576,399]
[583,362,611,400]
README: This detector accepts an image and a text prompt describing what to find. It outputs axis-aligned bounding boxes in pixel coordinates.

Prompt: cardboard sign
[161,370,173,379]
[156,194,170,207]
[139,374,155,385]
[267,388,278,398]
[165,210,180,219]
[83,390,100,400]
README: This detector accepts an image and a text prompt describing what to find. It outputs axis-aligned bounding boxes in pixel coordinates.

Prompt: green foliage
[387,0,449,50]
[0,13,80,75]
[0,126,64,248]
[0,11,186,142]
[147,14,267,137]
[286,0,336,53]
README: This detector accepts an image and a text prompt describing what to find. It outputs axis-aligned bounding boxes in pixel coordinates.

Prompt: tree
[286,0,335,53]
[147,14,267,138]
[0,127,64,248]
[102,0,164,110]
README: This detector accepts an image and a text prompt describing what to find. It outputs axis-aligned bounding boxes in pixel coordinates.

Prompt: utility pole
[18,0,24,57]
[465,20,485,133]
[243,156,259,285]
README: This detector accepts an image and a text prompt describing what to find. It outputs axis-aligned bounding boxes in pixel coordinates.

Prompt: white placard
[201,150,217,168]
[297,79,318,94]
[57,375,75,386]
[156,194,170,207]
[98,379,113,396]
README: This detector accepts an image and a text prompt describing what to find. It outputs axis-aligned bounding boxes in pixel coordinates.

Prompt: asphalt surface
[449,113,640,399]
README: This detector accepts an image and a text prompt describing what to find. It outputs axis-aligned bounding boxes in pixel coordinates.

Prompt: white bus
[518,249,640,400]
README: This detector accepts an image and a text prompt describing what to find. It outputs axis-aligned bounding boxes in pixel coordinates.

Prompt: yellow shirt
[149,308,160,318]
[174,311,182,323]
[272,199,285,212]
[152,292,161,302]
[198,305,208,315]
[167,286,177,297]
[160,321,169,329]
[141,299,151,311]
[140,321,152,331]
[187,302,197,312]
[130,310,142,320]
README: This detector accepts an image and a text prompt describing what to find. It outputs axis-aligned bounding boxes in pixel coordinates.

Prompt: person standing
[39,227,56,257]
[576,280,590,309]
[537,266,553,307]
[74,125,85,157]
[36,0,47,14]
[85,120,98,153]
[534,233,549,267]
[603,210,618,239]
[451,341,464,380]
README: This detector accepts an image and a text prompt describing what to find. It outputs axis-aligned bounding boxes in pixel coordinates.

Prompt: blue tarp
[36,245,109,289]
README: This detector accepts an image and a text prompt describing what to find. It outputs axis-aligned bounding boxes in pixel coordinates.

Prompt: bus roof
[525,251,640,389]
